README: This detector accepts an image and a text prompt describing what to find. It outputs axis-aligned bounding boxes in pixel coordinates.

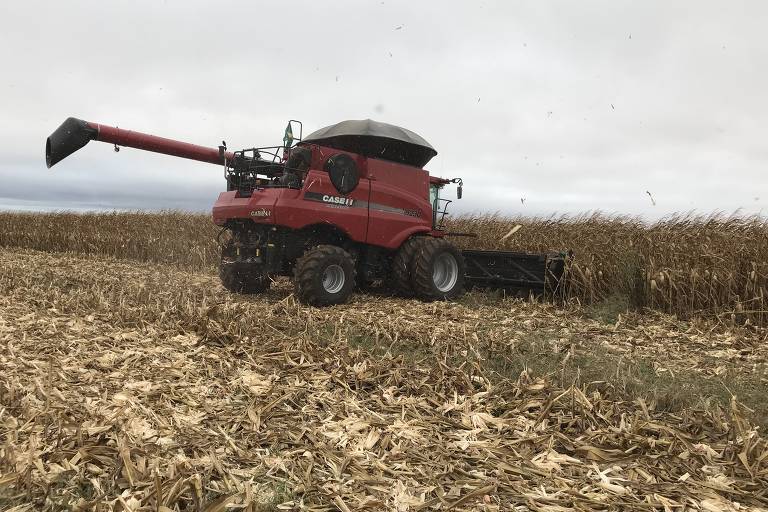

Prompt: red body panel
[211,144,435,250]
[366,158,431,248]
[278,169,371,241]
[212,190,277,225]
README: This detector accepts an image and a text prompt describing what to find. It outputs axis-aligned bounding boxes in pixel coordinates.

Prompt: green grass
[584,293,631,324]
[348,325,768,428]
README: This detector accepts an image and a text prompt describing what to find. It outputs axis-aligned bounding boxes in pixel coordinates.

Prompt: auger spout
[46,117,235,168]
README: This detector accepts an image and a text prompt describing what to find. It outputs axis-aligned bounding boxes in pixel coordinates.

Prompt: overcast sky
[1,1,766,219]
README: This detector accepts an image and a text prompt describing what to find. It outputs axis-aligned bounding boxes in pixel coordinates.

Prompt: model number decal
[249,209,271,217]
[303,191,420,218]
[322,195,354,207]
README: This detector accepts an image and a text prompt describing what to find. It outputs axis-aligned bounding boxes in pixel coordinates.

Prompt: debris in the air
[500,224,522,241]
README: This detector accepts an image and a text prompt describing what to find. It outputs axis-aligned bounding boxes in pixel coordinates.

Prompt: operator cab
[430,177,463,229]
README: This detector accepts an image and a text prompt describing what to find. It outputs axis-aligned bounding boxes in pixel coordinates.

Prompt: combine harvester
[46,117,567,306]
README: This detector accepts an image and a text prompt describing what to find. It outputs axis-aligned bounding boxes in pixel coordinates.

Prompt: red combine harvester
[46,117,567,306]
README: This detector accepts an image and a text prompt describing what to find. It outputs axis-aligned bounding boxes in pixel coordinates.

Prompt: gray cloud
[1,0,766,218]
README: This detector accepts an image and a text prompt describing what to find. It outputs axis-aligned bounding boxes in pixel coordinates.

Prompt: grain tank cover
[302,119,437,168]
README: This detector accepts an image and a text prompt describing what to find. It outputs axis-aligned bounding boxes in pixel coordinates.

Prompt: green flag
[283,122,294,147]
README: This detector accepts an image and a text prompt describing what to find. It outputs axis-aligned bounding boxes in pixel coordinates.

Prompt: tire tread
[411,238,465,300]
[294,245,356,306]
[389,237,426,297]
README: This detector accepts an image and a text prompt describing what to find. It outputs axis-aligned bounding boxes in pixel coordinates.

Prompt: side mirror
[451,177,464,199]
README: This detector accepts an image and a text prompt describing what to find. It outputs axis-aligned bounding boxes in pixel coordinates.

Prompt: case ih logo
[322,195,354,207]
[249,209,271,217]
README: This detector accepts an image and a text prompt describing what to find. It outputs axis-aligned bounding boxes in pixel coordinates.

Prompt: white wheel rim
[433,253,458,292]
[322,264,346,294]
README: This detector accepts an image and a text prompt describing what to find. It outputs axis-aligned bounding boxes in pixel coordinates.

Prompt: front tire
[411,238,465,300]
[294,245,356,306]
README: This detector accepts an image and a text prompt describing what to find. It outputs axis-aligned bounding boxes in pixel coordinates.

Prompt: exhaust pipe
[46,117,235,168]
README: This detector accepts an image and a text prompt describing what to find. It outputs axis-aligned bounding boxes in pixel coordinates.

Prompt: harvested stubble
[1,247,767,510]
[1,210,767,325]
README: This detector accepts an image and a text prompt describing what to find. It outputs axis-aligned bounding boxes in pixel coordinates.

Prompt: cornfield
[449,213,768,326]
[1,210,767,325]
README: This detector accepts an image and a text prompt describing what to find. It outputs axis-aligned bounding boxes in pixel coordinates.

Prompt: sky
[1,1,766,219]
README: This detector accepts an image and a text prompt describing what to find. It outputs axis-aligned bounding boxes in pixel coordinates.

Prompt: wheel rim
[433,252,458,292]
[322,264,346,294]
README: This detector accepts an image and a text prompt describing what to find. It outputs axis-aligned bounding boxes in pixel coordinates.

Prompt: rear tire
[294,245,356,306]
[411,238,465,300]
[220,261,271,294]
[389,237,426,297]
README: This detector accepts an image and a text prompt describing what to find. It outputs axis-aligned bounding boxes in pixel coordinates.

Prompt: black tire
[294,245,356,306]
[389,237,427,297]
[219,261,271,294]
[411,238,466,300]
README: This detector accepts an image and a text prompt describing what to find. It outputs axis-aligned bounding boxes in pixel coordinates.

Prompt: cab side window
[429,184,439,210]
